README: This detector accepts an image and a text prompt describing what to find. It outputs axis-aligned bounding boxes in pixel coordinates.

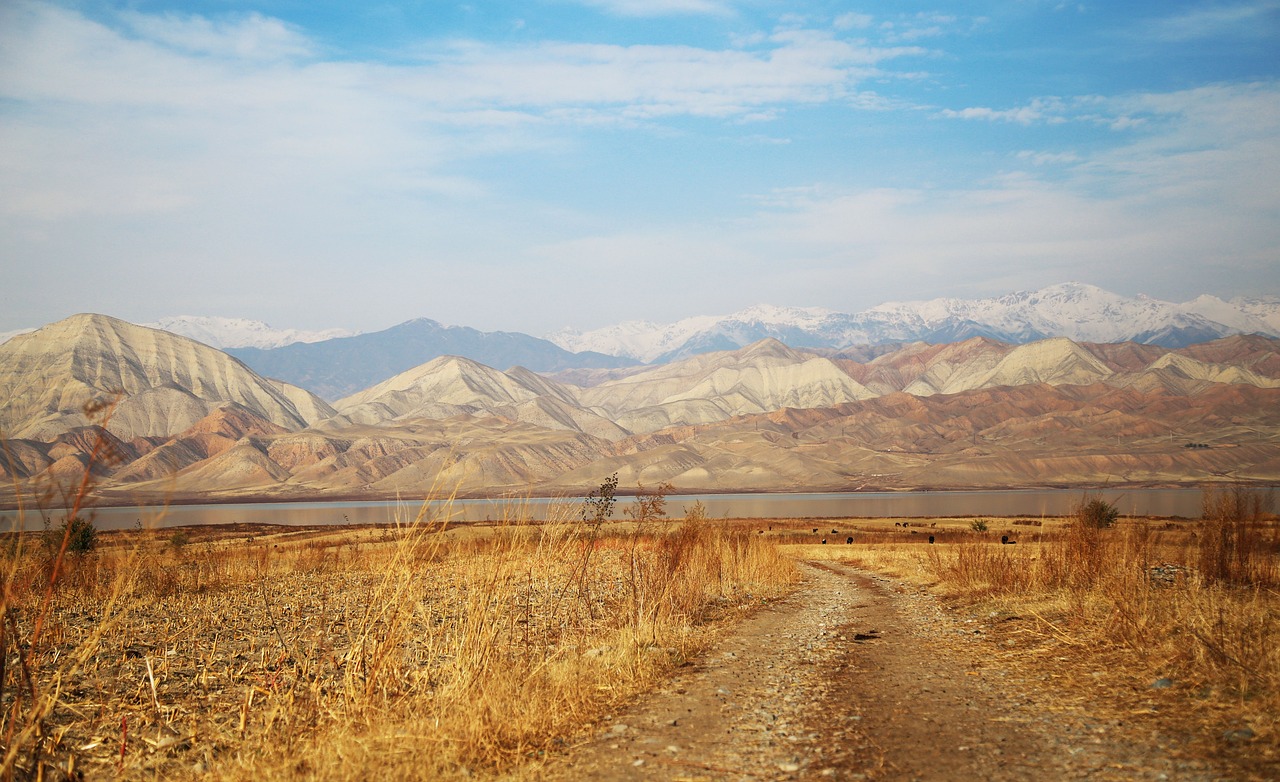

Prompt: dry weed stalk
[0,461,797,780]
[906,487,1280,745]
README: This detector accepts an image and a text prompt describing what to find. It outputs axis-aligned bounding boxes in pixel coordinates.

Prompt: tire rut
[537,561,1229,781]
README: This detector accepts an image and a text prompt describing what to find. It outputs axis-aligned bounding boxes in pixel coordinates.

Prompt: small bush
[969,519,988,532]
[1077,498,1119,529]
[47,515,97,554]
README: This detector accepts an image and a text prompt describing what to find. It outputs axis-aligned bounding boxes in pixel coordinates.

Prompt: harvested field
[0,506,797,780]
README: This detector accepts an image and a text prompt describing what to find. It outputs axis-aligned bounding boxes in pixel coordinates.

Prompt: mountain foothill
[1,301,1278,505]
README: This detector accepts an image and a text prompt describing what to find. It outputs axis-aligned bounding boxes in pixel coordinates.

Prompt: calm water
[2,488,1244,531]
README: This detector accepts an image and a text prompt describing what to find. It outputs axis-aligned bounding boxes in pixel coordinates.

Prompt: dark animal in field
[929,535,935,544]
[831,529,839,534]
[821,538,827,544]
[846,537,853,544]
[894,522,901,527]
[813,528,819,533]
[1001,535,1017,545]
[902,521,909,527]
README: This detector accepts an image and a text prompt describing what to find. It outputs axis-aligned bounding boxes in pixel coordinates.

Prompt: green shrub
[1076,498,1118,529]
[48,515,97,554]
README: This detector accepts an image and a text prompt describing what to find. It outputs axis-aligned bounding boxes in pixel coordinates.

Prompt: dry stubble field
[1,487,1277,780]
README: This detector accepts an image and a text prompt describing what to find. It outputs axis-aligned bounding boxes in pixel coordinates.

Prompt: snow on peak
[548,284,1280,362]
[142,316,356,349]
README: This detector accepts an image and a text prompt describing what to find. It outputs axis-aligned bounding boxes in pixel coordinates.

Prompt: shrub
[969,519,988,532]
[1063,496,1118,587]
[1199,485,1276,586]
[625,481,674,524]
[47,515,97,554]
[1077,497,1119,529]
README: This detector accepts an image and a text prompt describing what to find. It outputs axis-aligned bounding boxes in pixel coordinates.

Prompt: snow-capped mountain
[549,283,1280,363]
[141,316,356,350]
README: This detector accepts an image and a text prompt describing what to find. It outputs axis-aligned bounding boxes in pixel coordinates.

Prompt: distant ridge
[143,316,354,349]
[549,283,1280,362]
[227,317,637,401]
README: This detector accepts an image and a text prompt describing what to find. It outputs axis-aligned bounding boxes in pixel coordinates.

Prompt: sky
[1,1,1278,336]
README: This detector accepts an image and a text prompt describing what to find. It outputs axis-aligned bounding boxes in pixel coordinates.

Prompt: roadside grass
[813,488,1280,770]
[0,503,797,780]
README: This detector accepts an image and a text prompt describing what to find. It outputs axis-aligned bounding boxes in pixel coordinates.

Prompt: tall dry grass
[916,488,1280,733]
[0,491,796,780]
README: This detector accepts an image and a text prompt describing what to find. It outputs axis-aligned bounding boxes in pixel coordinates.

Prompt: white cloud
[119,10,315,60]
[834,13,873,30]
[548,82,1280,315]
[0,1,925,225]
[938,97,1067,125]
[1146,2,1280,42]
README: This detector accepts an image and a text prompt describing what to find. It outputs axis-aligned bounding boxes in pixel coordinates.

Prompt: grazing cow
[812,528,819,533]
[846,536,853,544]
[894,522,901,527]
[928,535,935,544]
[831,529,839,534]
[821,538,827,544]
[1001,535,1017,545]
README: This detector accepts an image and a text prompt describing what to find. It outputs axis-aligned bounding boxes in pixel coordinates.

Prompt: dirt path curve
[537,561,1225,781]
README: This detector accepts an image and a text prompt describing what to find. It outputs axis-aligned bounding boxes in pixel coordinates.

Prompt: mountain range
[226,318,636,400]
[5,284,1276,404]
[549,283,1280,362]
[1,312,1276,503]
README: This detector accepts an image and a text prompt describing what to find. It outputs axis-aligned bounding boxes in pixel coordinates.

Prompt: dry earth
[535,561,1264,781]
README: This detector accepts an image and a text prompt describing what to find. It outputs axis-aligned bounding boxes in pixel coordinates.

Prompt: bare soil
[536,561,1268,781]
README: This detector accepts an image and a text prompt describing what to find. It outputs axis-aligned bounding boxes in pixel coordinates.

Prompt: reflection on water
[0,488,1244,531]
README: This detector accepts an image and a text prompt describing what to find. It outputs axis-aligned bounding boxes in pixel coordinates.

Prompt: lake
[2,487,1246,531]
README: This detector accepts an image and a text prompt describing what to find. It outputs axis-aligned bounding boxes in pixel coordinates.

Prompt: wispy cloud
[557,82,1280,315]
[119,10,315,60]
[938,98,1068,125]
[1146,1,1280,42]
[0,1,925,224]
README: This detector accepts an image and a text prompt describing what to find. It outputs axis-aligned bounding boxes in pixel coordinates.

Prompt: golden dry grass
[810,490,1280,768]
[0,502,797,781]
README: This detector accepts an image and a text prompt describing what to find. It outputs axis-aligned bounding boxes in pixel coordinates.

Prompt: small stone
[1223,727,1255,742]
[777,762,801,772]
[611,723,629,734]
[665,745,680,753]
[631,758,645,767]
[1150,677,1174,689]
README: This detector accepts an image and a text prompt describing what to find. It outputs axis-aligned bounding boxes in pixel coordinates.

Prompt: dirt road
[537,561,1236,781]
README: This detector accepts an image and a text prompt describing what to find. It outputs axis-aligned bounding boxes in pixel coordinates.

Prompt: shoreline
[1,478,1261,513]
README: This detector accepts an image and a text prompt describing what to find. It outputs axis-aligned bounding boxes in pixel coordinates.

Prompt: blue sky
[1,0,1278,335]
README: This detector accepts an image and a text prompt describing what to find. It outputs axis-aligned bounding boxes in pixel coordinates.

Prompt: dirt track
[538,561,1237,781]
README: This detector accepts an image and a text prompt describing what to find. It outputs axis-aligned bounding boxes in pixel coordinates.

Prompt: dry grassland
[0,503,797,781]
[794,487,1280,773]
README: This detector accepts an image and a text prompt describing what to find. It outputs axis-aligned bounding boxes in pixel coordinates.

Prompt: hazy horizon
[3,1,1278,335]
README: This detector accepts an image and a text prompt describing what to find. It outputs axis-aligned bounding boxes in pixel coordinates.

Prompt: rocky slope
[1,320,1277,501]
[0,314,324,441]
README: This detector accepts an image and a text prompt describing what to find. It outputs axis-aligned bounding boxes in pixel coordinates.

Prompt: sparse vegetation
[0,471,796,780]
[821,490,1280,767]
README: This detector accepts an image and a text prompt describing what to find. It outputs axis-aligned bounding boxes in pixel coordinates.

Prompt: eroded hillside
[2,315,1278,503]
